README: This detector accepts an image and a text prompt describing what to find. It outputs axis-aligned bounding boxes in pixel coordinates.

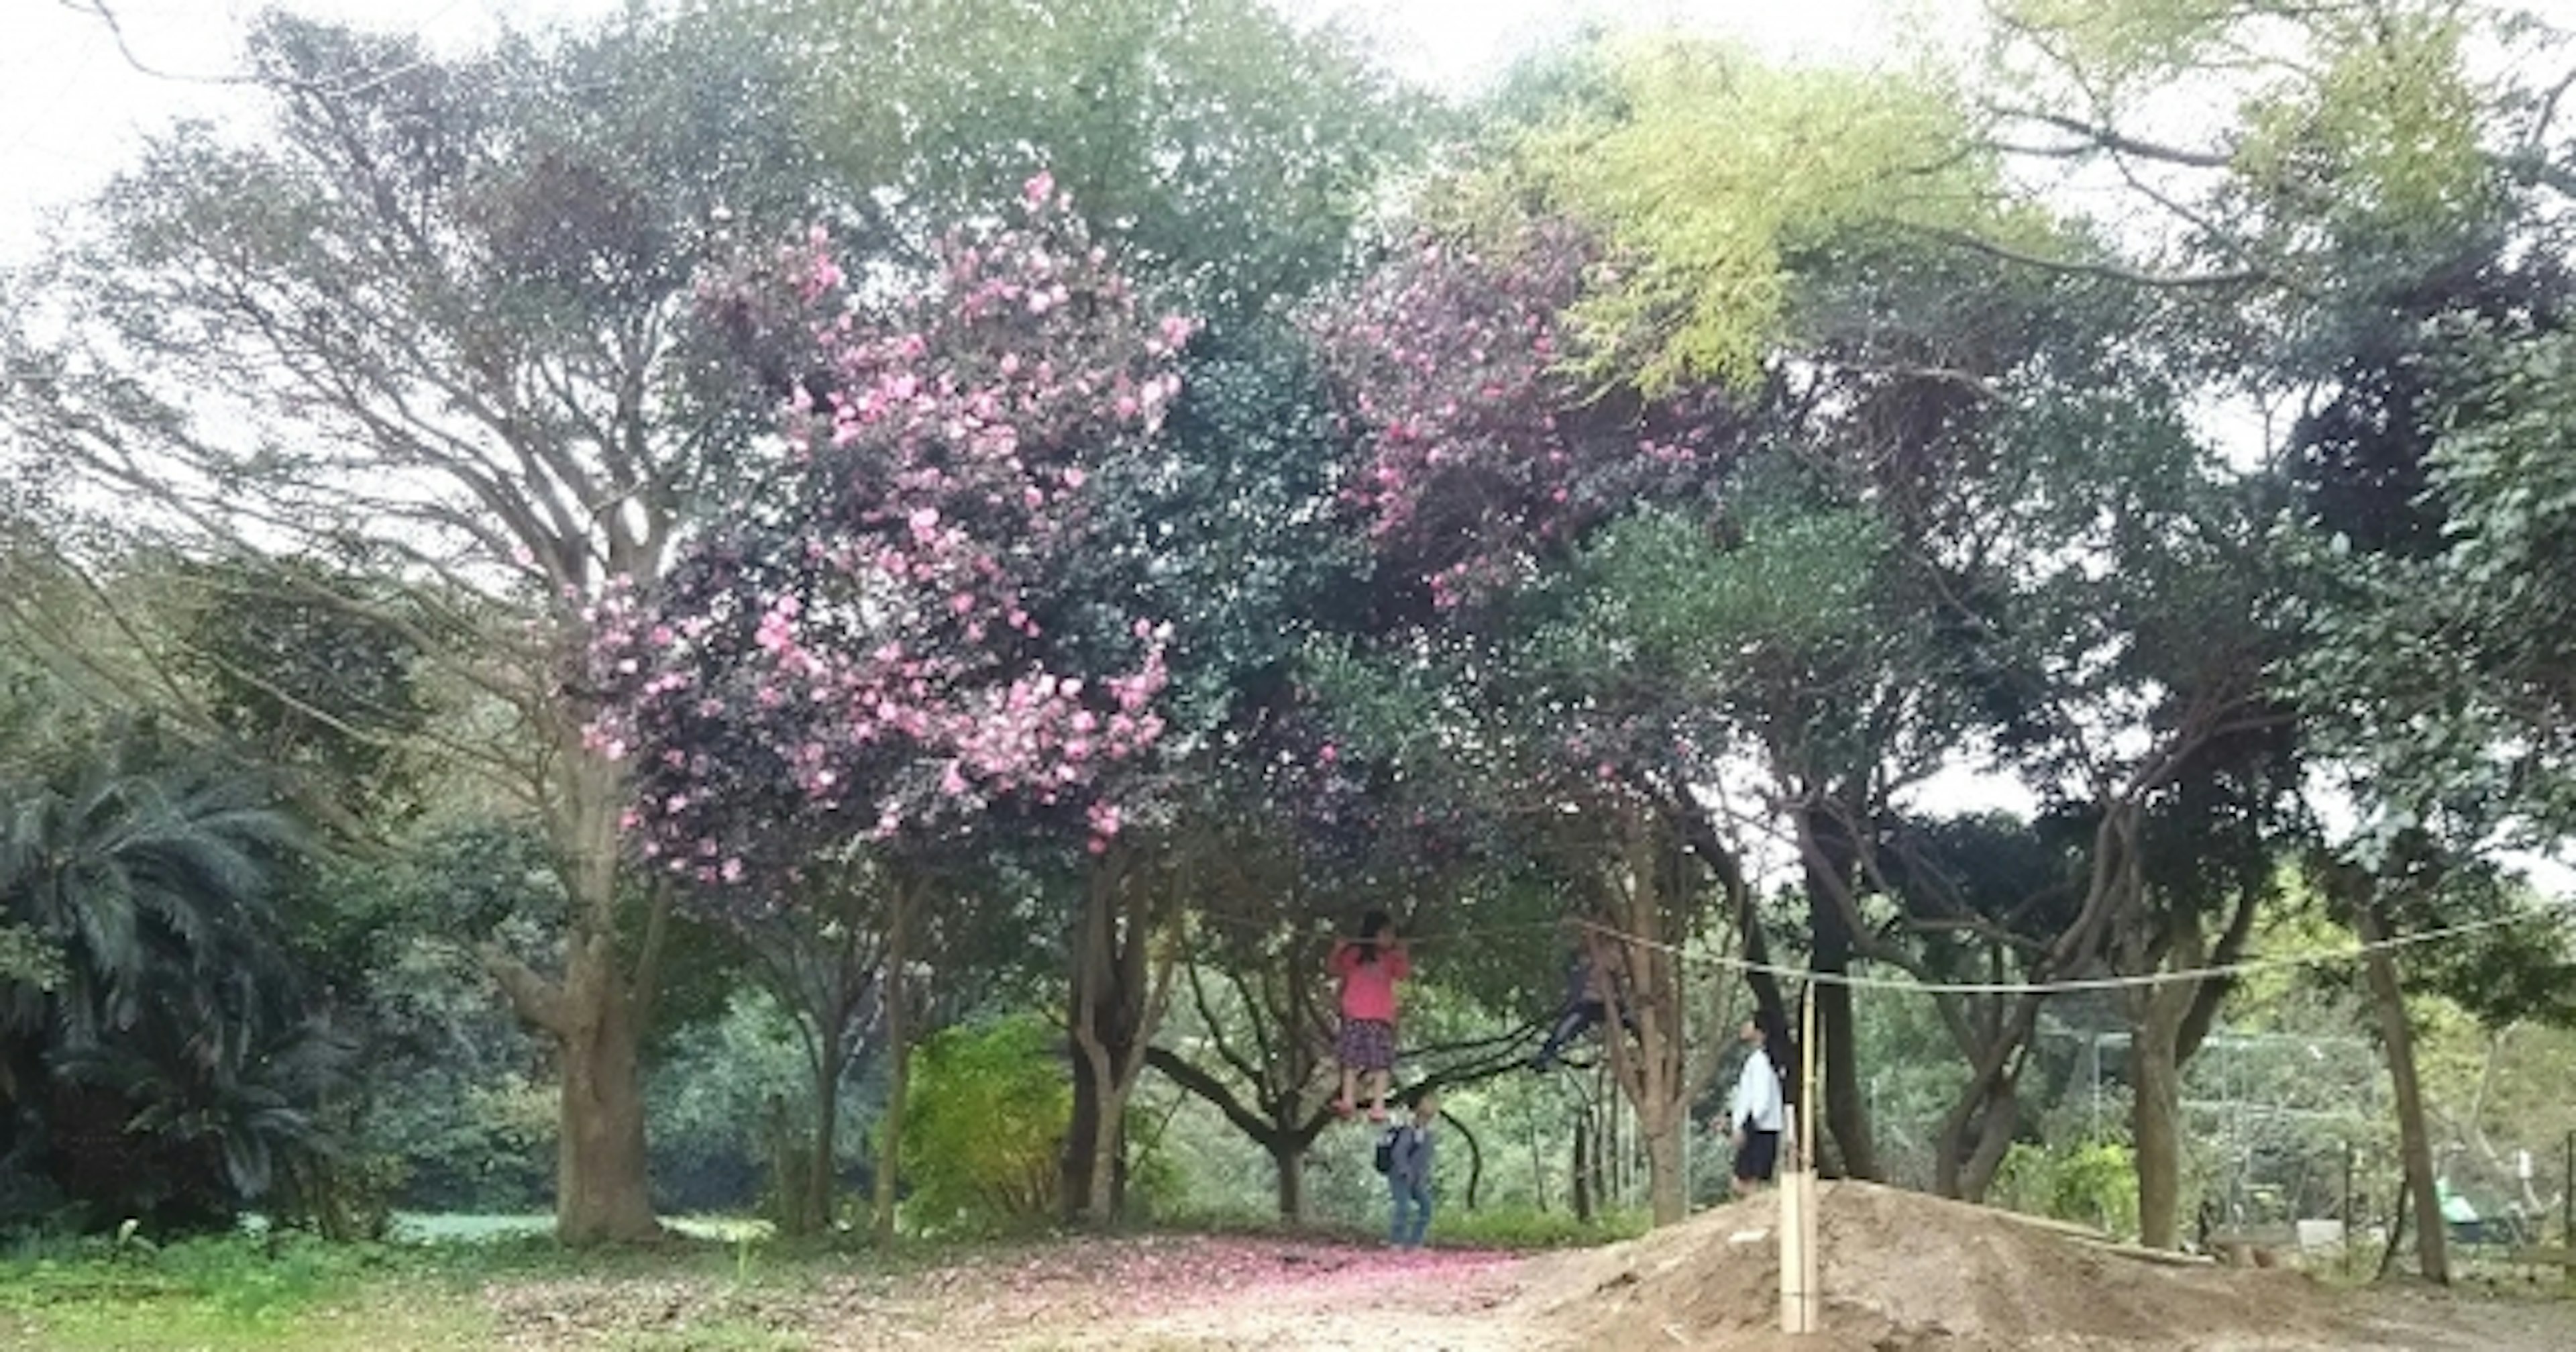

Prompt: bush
[1994,1138,2141,1239]
[897,1015,1068,1235]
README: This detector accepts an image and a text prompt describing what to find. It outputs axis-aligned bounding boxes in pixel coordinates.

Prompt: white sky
[0,0,1915,260]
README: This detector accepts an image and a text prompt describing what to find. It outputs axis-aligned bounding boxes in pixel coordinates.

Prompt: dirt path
[474,1223,2576,1352]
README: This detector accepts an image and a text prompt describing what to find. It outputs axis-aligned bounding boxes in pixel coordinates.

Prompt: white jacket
[1732,1045,1784,1133]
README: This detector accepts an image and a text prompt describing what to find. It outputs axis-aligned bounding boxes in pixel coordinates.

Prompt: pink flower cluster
[589,180,1196,883]
[1309,218,1732,611]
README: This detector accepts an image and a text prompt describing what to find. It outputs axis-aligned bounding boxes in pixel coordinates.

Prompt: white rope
[1576,903,2570,997]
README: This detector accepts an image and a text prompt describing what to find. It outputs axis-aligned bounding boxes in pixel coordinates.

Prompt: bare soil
[473,1189,2576,1351]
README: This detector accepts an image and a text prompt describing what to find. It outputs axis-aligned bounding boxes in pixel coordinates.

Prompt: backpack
[1373,1125,1403,1176]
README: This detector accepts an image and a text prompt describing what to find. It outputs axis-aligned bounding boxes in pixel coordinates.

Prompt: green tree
[690,0,1424,323]
[1,11,826,1242]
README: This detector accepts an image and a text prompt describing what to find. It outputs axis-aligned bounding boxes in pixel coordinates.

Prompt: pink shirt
[1330,941,1410,1022]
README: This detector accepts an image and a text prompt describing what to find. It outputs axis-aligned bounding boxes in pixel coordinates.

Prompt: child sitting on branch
[1529,918,1636,1072]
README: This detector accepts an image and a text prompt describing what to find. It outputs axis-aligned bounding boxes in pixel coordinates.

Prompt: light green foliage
[1434,1202,1650,1248]
[0,1230,431,1347]
[1990,0,2243,91]
[1988,0,2511,303]
[2234,13,2500,266]
[1994,1139,2143,1239]
[1523,38,2031,391]
[0,921,64,990]
[898,1016,1070,1235]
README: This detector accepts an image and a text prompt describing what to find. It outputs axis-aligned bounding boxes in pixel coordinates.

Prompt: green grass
[1432,1202,1650,1249]
[0,1204,1640,1350]
[0,1232,491,1351]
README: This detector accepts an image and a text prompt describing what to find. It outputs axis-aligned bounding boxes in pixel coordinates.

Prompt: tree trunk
[2131,1005,2186,1249]
[872,882,910,1246]
[1063,847,1167,1227]
[1642,1110,1686,1225]
[1935,1055,2023,1203]
[553,928,659,1244]
[2355,899,2449,1284]
[1271,1137,1306,1223]
[1958,1086,2020,1202]
[480,736,663,1245]
[792,1029,841,1239]
[1572,1112,1595,1223]
[1801,812,1879,1181]
[1595,804,1695,1227]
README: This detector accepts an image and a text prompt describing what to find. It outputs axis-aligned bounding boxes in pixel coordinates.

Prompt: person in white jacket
[1723,1017,1784,1197]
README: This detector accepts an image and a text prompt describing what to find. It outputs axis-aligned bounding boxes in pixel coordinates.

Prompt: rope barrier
[1572,904,2571,997]
[1189,898,2570,998]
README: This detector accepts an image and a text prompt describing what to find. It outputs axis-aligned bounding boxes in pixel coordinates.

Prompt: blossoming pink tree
[592,173,1195,1224]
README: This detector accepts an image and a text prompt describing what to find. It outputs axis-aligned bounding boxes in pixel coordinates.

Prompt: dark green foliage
[0,721,339,1233]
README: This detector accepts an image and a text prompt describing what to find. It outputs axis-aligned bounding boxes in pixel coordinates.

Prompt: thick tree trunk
[2131,1008,2185,1248]
[1935,1058,2023,1202]
[1933,996,2033,1202]
[1063,848,1167,1227]
[1597,804,1697,1227]
[1958,1088,2020,1202]
[2356,900,2449,1284]
[1811,933,1874,1179]
[478,735,663,1245]
[553,929,659,1244]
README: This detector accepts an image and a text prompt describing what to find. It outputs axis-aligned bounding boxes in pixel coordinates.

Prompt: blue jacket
[1391,1119,1436,1186]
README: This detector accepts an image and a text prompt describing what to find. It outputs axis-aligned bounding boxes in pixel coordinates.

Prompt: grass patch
[0,1232,490,1351]
[1432,1203,1650,1249]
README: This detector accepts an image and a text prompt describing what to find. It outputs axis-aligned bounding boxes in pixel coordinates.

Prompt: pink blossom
[1023,169,1055,206]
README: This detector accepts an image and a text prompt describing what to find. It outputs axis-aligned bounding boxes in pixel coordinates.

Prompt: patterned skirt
[1338,1017,1396,1071]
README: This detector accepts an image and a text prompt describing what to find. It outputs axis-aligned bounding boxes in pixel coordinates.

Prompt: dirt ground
[478,1186,2576,1351]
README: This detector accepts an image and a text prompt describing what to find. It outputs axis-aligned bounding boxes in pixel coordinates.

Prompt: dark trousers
[1532,1000,1635,1068]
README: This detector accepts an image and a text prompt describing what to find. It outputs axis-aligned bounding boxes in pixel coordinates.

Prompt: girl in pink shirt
[1328,910,1409,1123]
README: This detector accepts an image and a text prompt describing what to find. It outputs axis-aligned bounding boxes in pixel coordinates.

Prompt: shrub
[1995,1138,2141,1239]
[897,1015,1068,1235]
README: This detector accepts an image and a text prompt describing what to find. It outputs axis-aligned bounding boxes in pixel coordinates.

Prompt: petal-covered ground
[464,1215,2576,1352]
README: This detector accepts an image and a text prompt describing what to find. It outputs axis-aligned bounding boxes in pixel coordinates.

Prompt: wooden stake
[1779,1135,1809,1333]
[1779,984,1823,1335]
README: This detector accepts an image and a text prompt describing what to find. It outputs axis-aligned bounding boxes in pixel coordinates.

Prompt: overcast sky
[0,0,1914,260]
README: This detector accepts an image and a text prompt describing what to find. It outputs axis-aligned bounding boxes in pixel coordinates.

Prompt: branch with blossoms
[589,172,1198,894]
[1305,216,1745,617]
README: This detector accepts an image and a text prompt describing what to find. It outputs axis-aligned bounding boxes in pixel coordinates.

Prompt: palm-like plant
[1,723,343,1228]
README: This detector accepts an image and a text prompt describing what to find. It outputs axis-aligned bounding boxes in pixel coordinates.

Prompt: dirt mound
[1518,1182,2367,1351]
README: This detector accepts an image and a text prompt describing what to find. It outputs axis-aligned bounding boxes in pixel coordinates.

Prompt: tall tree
[1,13,826,1241]
[594,180,1190,1226]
